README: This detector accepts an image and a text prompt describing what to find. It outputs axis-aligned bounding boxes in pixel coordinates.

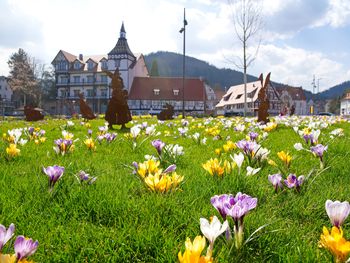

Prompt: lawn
[0,115,349,262]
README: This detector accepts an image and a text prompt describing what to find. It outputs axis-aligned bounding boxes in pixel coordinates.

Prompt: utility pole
[317,78,322,93]
[311,75,317,94]
[179,8,187,118]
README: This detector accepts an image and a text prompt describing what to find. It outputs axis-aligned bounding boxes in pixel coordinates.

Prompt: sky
[1,0,350,92]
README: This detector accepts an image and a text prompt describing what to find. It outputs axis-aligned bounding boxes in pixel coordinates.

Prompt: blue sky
[0,0,350,92]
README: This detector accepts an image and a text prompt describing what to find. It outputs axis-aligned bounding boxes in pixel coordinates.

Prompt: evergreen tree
[150,60,159,76]
[8,48,39,106]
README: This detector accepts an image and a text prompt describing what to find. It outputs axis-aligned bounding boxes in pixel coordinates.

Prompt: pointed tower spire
[120,22,126,38]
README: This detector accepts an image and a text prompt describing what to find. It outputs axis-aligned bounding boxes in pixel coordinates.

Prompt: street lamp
[179,8,187,118]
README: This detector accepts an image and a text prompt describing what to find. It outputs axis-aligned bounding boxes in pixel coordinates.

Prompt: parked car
[318,112,334,116]
[224,111,243,117]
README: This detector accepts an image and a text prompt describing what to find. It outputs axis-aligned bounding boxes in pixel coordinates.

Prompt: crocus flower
[151,139,165,155]
[248,131,259,141]
[14,235,38,260]
[105,133,117,143]
[311,144,328,162]
[236,140,257,156]
[277,151,292,168]
[202,158,225,177]
[210,194,233,220]
[42,165,65,190]
[178,236,212,263]
[246,166,261,176]
[268,174,283,192]
[325,200,350,228]
[319,226,350,263]
[0,223,15,251]
[130,126,141,138]
[284,174,304,191]
[200,216,228,257]
[53,138,74,155]
[231,153,244,173]
[294,143,303,151]
[77,170,97,185]
[6,144,20,158]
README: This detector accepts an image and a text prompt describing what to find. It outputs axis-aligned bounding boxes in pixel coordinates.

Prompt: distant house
[340,90,350,115]
[51,23,148,115]
[215,79,282,115]
[0,76,12,101]
[128,77,217,115]
[275,86,307,115]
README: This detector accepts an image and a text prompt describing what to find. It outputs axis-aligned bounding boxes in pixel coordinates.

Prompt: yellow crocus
[40,137,46,143]
[277,151,292,167]
[0,254,16,263]
[6,144,20,157]
[202,158,225,177]
[137,159,160,178]
[144,173,169,192]
[178,236,213,263]
[84,138,96,151]
[319,226,350,262]
[268,159,277,167]
[214,148,221,156]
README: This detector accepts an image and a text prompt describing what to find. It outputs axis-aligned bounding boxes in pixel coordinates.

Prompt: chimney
[79,54,83,61]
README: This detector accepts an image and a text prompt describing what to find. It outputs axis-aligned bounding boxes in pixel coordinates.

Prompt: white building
[276,86,307,115]
[216,78,282,115]
[52,23,149,115]
[0,76,12,101]
[340,91,350,115]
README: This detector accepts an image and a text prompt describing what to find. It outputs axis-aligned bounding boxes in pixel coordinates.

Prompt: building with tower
[52,23,149,115]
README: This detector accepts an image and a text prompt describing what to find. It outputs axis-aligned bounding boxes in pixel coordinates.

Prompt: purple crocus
[54,138,73,155]
[0,223,15,251]
[77,170,97,184]
[42,165,65,189]
[248,132,259,141]
[310,144,327,162]
[236,139,257,156]
[14,235,39,260]
[325,200,350,228]
[105,133,117,143]
[163,164,176,174]
[268,174,283,192]
[284,174,304,191]
[151,139,165,155]
[28,127,35,135]
[87,129,92,137]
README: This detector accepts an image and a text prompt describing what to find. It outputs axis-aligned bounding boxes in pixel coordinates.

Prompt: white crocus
[8,128,22,144]
[246,166,261,176]
[325,200,350,227]
[294,143,303,151]
[0,223,15,250]
[130,126,141,138]
[66,120,74,127]
[18,138,28,146]
[200,216,228,255]
[145,125,156,135]
[231,153,244,170]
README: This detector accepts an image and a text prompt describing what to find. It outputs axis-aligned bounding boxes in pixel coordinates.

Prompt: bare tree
[228,0,263,116]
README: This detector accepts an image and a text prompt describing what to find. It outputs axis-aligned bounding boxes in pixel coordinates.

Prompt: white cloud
[315,0,350,27]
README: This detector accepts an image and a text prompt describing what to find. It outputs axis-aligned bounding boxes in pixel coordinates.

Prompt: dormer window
[173,89,179,96]
[101,61,107,70]
[153,89,160,95]
[236,94,243,99]
[88,62,94,70]
[74,61,80,70]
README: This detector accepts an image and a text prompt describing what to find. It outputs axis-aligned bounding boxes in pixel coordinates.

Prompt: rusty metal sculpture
[157,103,174,120]
[104,69,131,129]
[24,105,44,121]
[257,72,271,123]
[79,93,96,120]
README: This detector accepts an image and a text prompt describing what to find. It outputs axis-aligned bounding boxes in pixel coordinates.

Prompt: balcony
[56,81,108,86]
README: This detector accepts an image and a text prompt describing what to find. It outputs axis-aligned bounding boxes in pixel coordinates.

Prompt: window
[101,75,108,83]
[86,89,94,97]
[173,89,179,96]
[73,76,80,83]
[74,61,80,70]
[100,89,107,97]
[153,89,160,95]
[88,62,94,70]
[87,76,94,83]
[56,61,67,71]
[60,90,66,98]
[236,94,243,99]
[73,90,80,97]
[223,93,232,101]
[60,76,68,84]
[115,60,120,68]
[101,61,107,70]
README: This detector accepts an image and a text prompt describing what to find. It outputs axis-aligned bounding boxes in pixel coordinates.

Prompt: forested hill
[317,81,350,99]
[144,51,257,90]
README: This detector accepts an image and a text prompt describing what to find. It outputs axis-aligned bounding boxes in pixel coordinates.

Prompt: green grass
[0,116,350,262]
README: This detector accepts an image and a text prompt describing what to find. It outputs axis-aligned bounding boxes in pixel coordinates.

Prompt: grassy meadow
[0,115,350,262]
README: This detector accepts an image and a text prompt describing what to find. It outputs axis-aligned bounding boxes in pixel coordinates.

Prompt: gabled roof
[51,50,77,64]
[276,85,306,100]
[129,77,206,101]
[216,80,262,107]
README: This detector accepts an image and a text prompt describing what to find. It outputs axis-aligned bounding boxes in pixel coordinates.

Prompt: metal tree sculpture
[257,72,271,123]
[79,93,95,120]
[104,69,131,129]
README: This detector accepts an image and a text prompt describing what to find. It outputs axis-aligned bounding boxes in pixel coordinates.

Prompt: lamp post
[179,8,187,118]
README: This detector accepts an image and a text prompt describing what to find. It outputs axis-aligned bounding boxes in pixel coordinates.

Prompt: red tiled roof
[129,77,206,101]
[61,50,77,62]
[276,86,306,100]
